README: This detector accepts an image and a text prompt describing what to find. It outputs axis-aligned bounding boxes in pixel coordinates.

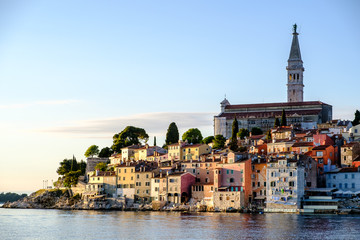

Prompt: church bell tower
[287,24,304,102]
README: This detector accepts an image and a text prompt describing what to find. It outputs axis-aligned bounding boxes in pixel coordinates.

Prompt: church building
[214,25,332,138]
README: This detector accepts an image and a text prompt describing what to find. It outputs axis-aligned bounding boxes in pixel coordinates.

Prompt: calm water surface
[1,207,360,240]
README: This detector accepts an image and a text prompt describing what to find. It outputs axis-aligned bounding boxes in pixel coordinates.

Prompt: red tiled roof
[338,167,360,173]
[97,171,116,176]
[292,142,314,147]
[225,101,329,109]
[218,109,322,119]
[312,145,331,150]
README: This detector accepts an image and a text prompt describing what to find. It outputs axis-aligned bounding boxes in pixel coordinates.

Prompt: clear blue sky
[0,0,359,193]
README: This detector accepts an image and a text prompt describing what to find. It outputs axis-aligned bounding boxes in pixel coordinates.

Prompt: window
[352,174,355,179]
[146,174,149,178]
[289,181,295,187]
[231,170,234,174]
[316,151,323,157]
[252,182,255,187]
[169,179,175,183]
[230,178,234,183]
[352,183,355,188]
[123,177,125,180]
[131,177,133,180]
[137,174,140,179]
[345,183,348,188]
[227,170,229,174]
[339,183,342,188]
[345,174,348,179]
[118,169,121,173]
[270,181,276,187]
[264,182,266,187]
[289,171,293,177]
[124,169,127,173]
[258,182,260,187]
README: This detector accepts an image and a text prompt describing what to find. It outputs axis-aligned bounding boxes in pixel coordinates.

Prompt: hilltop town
[4,26,360,213]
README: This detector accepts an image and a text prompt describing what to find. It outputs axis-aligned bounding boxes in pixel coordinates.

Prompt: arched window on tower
[289,74,292,80]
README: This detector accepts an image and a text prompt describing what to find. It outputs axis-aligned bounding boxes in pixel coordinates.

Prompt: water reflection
[1,209,360,240]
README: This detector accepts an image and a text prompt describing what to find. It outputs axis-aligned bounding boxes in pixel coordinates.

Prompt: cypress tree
[230,116,239,151]
[274,118,280,128]
[165,122,179,145]
[154,136,157,146]
[280,109,287,126]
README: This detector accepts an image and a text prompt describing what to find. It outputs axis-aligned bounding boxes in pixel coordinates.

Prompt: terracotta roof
[343,142,360,148]
[338,167,360,173]
[225,101,330,109]
[97,171,116,176]
[249,135,265,140]
[292,142,314,147]
[312,145,332,150]
[218,109,322,119]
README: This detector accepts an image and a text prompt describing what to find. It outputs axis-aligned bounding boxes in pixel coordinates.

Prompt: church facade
[214,25,332,138]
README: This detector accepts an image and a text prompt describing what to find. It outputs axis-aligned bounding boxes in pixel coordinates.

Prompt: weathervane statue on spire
[293,23,297,34]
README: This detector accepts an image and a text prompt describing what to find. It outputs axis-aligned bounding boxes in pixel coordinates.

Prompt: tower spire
[287,24,304,102]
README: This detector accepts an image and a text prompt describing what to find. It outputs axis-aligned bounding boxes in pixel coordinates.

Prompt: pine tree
[230,117,239,151]
[353,110,360,126]
[280,109,287,126]
[165,122,179,145]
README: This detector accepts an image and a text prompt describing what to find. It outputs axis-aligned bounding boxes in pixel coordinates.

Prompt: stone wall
[213,191,245,210]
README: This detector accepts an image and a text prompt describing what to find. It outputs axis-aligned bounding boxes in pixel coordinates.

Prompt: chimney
[160,172,163,178]
[96,169,99,176]
[212,156,215,162]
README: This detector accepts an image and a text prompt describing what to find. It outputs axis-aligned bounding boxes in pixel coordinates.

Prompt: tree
[202,136,215,144]
[265,130,272,140]
[229,117,239,151]
[98,147,113,158]
[251,127,263,135]
[95,162,107,171]
[182,128,203,144]
[0,192,27,202]
[56,157,86,188]
[154,136,157,146]
[353,110,360,126]
[165,122,179,145]
[275,118,280,127]
[111,126,149,153]
[237,128,249,140]
[281,109,287,126]
[85,145,99,158]
[213,135,226,149]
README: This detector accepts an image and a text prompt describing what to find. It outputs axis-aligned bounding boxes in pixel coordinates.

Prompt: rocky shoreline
[3,189,360,214]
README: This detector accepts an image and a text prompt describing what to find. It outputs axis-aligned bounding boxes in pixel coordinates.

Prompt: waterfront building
[115,162,137,204]
[84,171,117,198]
[326,167,360,192]
[213,152,252,208]
[214,26,332,138]
[137,145,167,161]
[135,165,157,203]
[166,172,196,204]
[120,145,142,161]
[265,155,317,213]
[251,157,267,207]
[85,157,110,182]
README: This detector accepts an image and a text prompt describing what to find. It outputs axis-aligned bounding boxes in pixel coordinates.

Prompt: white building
[326,167,360,192]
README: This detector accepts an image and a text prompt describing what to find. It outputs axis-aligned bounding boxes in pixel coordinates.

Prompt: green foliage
[266,130,272,140]
[111,126,149,153]
[62,170,82,188]
[56,157,86,188]
[281,109,287,126]
[353,110,360,126]
[202,136,215,144]
[251,127,263,135]
[85,145,100,158]
[274,118,280,127]
[230,117,239,151]
[182,128,203,144]
[238,146,247,152]
[165,122,179,145]
[213,135,226,149]
[57,158,86,176]
[0,192,27,202]
[154,136,157,146]
[237,128,249,140]
[98,147,113,158]
[95,162,107,171]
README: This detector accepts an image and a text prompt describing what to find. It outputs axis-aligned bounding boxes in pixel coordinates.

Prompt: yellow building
[115,162,137,200]
[182,144,211,161]
[85,171,117,197]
